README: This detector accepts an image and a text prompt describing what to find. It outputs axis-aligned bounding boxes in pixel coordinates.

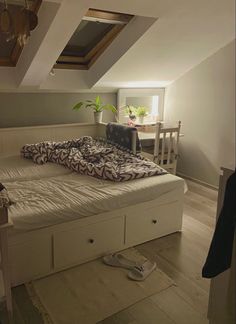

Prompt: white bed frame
[0,123,183,288]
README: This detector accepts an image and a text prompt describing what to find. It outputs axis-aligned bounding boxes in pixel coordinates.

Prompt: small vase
[94,111,103,123]
[137,116,144,124]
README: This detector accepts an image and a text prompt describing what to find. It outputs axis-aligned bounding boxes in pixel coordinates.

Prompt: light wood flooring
[99,179,217,324]
[0,179,217,324]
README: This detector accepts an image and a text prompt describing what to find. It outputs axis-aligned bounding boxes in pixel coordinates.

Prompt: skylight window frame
[55,9,133,70]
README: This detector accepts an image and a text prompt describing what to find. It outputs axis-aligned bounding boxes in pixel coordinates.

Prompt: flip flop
[127,260,157,281]
[103,253,139,270]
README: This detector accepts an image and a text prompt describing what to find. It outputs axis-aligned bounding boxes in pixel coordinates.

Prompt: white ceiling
[94,0,235,90]
[0,0,235,92]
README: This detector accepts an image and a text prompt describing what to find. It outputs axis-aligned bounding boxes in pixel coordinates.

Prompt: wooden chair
[142,121,181,174]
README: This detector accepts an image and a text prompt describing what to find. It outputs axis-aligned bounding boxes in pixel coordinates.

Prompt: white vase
[137,116,144,124]
[94,111,103,124]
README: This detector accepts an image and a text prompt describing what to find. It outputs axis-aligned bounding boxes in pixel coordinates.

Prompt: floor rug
[26,248,174,324]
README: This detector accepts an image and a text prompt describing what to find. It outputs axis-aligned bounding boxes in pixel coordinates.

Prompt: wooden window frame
[55,9,133,70]
[0,0,42,67]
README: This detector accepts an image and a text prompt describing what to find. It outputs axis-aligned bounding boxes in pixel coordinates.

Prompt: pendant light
[0,0,13,34]
[0,0,39,46]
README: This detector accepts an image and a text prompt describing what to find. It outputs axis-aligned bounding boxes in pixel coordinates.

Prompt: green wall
[0,93,116,128]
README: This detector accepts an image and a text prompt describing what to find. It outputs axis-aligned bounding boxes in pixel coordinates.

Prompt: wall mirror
[117,88,165,124]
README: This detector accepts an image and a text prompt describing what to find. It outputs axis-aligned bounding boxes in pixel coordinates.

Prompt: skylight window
[0,0,41,67]
[56,9,133,70]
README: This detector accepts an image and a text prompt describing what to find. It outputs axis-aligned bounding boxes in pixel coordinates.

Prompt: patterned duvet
[21,136,166,181]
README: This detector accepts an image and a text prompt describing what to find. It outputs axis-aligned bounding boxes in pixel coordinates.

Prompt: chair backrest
[153,121,181,174]
[106,122,141,154]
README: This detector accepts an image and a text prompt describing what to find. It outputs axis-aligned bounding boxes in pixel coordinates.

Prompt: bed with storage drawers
[0,123,185,286]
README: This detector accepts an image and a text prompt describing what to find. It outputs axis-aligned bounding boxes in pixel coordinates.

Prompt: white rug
[26,249,173,324]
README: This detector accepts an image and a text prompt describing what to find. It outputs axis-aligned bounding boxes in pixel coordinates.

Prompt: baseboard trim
[177,172,218,190]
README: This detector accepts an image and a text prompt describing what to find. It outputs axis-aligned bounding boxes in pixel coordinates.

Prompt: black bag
[202,170,236,278]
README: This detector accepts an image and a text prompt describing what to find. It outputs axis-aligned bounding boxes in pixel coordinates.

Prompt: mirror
[117,88,165,124]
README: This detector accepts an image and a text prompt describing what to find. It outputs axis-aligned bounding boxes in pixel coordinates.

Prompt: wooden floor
[0,179,217,324]
[99,179,217,324]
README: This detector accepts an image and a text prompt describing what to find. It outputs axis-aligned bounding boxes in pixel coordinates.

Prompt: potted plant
[72,96,117,123]
[124,105,137,121]
[136,106,148,124]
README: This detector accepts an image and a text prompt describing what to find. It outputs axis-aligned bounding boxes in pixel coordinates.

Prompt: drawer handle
[88,239,95,244]
[152,219,157,224]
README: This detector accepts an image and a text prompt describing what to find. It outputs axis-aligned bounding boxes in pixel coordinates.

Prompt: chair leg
[173,162,177,175]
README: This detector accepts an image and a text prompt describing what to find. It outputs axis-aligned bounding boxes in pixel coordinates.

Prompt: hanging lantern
[0,0,39,46]
[0,0,13,34]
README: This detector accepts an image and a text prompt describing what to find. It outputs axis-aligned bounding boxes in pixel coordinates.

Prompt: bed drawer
[125,200,183,246]
[54,216,125,270]
[9,233,52,286]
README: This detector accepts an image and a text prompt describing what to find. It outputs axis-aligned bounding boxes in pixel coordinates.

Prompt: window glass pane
[61,20,113,57]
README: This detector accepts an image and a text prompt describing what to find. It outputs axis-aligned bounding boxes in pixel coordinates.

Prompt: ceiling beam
[39,69,89,91]
[16,0,92,88]
[0,68,17,90]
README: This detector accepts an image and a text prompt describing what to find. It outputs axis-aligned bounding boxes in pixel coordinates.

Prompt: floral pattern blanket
[21,137,167,182]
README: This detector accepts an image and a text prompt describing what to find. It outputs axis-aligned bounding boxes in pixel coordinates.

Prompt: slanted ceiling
[56,9,133,70]
[0,0,234,91]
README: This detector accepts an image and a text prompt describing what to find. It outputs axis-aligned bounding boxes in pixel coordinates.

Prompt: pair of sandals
[103,253,157,281]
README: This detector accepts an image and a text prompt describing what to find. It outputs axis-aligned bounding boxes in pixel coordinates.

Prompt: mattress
[0,155,185,232]
[0,155,72,182]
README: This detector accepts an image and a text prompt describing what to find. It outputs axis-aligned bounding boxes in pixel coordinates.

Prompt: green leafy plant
[72,96,117,113]
[135,106,148,117]
[124,105,137,116]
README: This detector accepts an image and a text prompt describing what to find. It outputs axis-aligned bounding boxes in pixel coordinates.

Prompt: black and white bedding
[21,136,166,182]
[1,156,184,231]
[106,122,141,152]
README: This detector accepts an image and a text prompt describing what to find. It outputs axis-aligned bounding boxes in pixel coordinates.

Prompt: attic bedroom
[0,1,235,324]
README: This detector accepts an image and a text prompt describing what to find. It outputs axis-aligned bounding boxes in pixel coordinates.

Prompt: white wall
[0,93,116,128]
[164,40,235,187]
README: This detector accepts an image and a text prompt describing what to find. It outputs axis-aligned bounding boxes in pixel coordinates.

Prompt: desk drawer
[126,201,182,246]
[54,216,124,270]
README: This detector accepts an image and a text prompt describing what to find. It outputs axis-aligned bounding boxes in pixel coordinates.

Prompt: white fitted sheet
[0,155,72,182]
[1,156,185,232]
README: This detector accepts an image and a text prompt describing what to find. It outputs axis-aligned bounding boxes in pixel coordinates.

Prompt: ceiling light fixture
[49,68,55,76]
[0,0,38,46]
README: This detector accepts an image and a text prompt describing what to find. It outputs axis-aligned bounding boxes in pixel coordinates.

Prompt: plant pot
[137,116,145,124]
[94,111,103,124]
